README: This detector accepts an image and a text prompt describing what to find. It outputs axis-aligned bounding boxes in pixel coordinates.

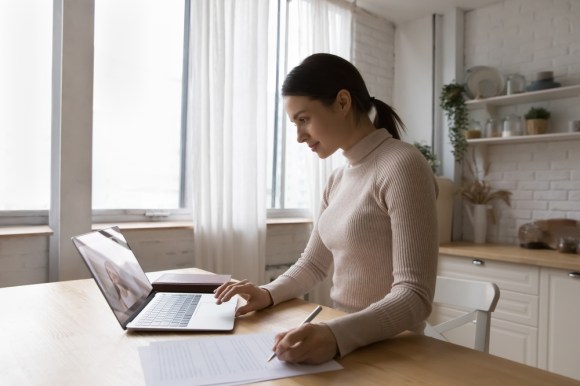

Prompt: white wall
[0,223,313,288]
[464,0,580,87]
[0,228,195,288]
[352,8,395,105]
[393,16,434,145]
[461,0,580,244]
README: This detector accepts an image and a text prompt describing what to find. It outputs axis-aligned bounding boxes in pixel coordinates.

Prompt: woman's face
[105,263,121,285]
[284,95,349,159]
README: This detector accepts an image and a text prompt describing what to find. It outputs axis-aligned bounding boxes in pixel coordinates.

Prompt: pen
[266,305,323,362]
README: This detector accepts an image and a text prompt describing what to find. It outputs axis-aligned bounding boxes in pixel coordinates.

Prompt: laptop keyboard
[137,293,202,328]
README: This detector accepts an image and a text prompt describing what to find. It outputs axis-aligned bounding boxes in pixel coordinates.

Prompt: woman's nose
[297,128,308,143]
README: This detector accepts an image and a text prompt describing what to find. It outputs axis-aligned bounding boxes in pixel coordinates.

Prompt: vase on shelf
[465,204,488,244]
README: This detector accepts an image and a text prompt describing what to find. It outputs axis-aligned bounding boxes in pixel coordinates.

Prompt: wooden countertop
[440,242,580,271]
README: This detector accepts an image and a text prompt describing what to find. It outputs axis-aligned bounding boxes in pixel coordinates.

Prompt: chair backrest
[425,276,500,353]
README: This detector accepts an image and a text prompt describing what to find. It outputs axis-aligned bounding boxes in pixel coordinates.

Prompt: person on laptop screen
[74,234,151,321]
[104,260,150,316]
[214,53,438,366]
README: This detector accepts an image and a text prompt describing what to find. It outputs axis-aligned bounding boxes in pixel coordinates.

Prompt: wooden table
[1,268,578,386]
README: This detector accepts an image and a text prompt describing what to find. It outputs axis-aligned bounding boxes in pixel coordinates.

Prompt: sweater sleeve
[325,147,439,356]
[261,172,339,305]
[261,224,333,305]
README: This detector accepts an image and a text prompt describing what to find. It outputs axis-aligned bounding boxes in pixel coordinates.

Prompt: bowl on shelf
[526,80,561,92]
[526,70,561,91]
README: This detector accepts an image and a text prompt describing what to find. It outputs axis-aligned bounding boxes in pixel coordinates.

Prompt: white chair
[425,276,500,353]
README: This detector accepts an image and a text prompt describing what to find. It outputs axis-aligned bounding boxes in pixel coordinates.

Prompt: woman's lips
[309,142,319,152]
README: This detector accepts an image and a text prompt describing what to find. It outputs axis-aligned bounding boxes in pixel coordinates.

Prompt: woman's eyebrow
[292,109,307,122]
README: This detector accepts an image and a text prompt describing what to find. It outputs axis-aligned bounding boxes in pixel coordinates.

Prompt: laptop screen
[72,227,153,326]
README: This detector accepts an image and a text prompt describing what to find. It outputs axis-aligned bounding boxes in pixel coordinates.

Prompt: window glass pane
[268,0,350,211]
[0,1,52,210]
[93,0,185,210]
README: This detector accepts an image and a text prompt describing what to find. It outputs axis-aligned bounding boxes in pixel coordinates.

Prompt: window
[92,0,188,212]
[267,0,351,212]
[1,0,351,225]
[268,0,313,211]
[0,1,52,211]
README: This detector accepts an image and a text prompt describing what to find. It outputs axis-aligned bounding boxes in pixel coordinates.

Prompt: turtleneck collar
[342,129,392,166]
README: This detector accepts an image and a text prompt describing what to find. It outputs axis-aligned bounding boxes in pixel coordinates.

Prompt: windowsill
[0,225,53,238]
[267,217,313,225]
[0,218,312,238]
[93,222,194,231]
[0,222,194,238]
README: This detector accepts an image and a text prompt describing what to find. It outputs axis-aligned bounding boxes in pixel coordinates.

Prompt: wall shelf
[467,131,580,146]
[466,84,580,111]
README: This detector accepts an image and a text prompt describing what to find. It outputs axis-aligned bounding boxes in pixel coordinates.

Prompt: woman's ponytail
[371,98,405,140]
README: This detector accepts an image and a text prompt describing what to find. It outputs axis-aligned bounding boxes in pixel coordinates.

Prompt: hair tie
[370,96,376,103]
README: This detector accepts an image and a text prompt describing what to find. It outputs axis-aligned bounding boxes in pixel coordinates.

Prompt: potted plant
[413,142,440,174]
[524,106,550,135]
[440,82,469,163]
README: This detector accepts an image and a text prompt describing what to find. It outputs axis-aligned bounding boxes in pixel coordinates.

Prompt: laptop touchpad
[188,302,236,331]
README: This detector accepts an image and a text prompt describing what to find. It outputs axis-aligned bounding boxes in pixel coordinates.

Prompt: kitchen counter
[439,242,580,272]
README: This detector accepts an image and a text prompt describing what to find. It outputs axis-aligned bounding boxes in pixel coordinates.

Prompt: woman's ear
[335,89,352,113]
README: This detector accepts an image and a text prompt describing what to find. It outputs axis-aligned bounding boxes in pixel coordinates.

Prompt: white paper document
[138,332,343,386]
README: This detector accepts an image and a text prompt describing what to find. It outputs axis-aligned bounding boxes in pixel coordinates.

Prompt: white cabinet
[538,267,580,380]
[433,254,539,366]
[435,254,580,381]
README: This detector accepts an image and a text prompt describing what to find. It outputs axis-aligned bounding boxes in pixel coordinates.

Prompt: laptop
[71,226,237,332]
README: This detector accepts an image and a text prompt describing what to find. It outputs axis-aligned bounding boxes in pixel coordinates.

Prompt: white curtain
[285,0,352,305]
[189,0,269,284]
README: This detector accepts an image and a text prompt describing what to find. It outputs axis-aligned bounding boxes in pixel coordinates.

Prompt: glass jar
[507,74,526,95]
[502,114,523,137]
[465,120,483,139]
[485,118,500,138]
[557,237,578,254]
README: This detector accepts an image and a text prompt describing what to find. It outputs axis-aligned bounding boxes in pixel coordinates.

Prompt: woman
[215,53,439,364]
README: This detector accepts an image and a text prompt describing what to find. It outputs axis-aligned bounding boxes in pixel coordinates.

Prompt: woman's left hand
[271,323,338,365]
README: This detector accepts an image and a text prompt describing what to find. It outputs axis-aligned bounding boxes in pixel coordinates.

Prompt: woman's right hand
[214,279,273,316]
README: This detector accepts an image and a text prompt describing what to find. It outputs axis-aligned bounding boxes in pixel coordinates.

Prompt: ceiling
[355,0,501,24]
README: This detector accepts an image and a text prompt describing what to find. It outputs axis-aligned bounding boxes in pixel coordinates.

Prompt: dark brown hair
[281,53,405,139]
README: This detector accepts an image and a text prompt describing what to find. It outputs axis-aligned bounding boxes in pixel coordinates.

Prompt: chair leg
[473,311,491,353]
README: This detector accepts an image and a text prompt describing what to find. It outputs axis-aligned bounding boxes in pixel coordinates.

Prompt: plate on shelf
[465,66,505,99]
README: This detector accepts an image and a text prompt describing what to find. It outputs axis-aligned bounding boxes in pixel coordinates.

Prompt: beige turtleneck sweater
[262,129,439,357]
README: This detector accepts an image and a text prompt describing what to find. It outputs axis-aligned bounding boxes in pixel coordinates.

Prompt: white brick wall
[467,139,580,245]
[352,9,395,104]
[265,222,312,267]
[0,228,196,288]
[0,235,49,287]
[465,0,580,86]
[463,0,580,245]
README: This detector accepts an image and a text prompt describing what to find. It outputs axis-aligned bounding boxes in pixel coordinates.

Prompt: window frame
[91,0,192,220]
[0,0,316,227]
[0,0,192,227]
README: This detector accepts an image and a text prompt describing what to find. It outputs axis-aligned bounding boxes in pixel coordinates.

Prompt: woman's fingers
[273,324,338,365]
[214,280,249,304]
